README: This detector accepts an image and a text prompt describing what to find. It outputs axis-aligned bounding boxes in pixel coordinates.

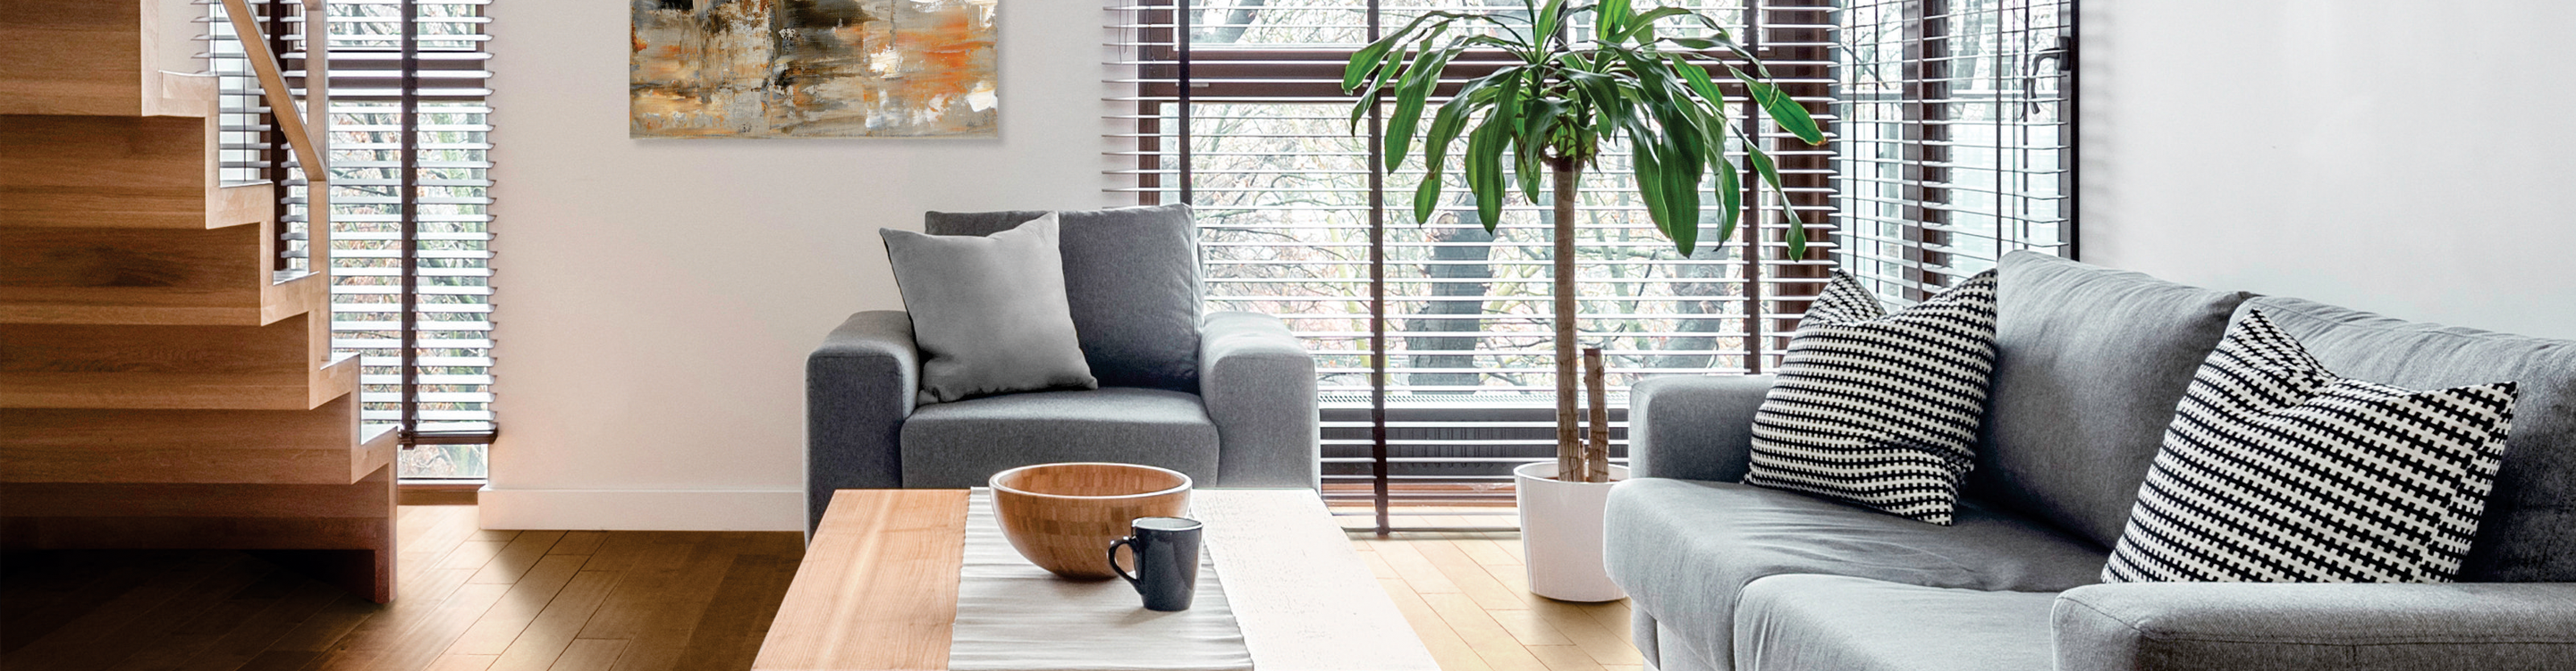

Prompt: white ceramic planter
[1514,461,1629,602]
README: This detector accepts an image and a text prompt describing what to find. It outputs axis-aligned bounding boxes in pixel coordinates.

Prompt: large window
[1837,0,2072,299]
[1107,0,2065,526]
[213,0,496,481]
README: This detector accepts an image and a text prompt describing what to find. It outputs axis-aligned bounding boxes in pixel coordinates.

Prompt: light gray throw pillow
[882,214,1098,403]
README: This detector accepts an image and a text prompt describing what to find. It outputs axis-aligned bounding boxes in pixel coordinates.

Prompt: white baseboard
[475,487,805,531]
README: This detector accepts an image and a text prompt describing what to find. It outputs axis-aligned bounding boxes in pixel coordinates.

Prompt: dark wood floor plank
[568,537,705,641]
[3,554,179,654]
[599,536,751,671]
[106,568,312,671]
[298,566,483,671]
[570,533,661,575]
[666,552,799,671]
[443,555,587,656]
[545,639,626,671]
[544,533,608,558]
[469,532,567,585]
[319,581,509,671]
[15,556,281,671]
[170,577,346,671]
[486,570,621,671]
[7,508,821,671]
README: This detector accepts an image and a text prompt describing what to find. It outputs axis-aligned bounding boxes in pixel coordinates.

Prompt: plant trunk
[1583,347,1609,484]
[1550,156,1586,482]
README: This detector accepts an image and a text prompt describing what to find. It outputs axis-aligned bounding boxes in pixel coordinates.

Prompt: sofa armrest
[2054,582,2576,671]
[1627,374,1773,482]
[1198,311,1319,489]
[806,310,920,533]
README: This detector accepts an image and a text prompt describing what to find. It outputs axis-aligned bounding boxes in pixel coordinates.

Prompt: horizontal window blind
[1837,0,2071,301]
[1109,0,1839,520]
[212,0,496,480]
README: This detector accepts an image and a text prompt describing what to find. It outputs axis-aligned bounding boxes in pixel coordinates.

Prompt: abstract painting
[630,0,999,138]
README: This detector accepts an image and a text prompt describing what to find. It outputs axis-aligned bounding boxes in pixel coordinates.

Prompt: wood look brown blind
[213,0,496,479]
[1836,0,2073,301]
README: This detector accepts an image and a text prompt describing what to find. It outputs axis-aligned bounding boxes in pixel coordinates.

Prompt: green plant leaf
[1617,6,1693,44]
[1730,66,1826,145]
[1711,151,1743,252]
[1535,0,1569,46]
[1383,40,1457,172]
[1597,0,1633,43]
[1731,125,1808,257]
[1465,118,1508,231]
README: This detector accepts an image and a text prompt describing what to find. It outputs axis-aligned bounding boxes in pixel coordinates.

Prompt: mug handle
[1108,537,1141,588]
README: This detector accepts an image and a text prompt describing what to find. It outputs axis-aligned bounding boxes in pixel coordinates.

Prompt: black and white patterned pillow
[2103,310,2518,583]
[1744,271,1999,525]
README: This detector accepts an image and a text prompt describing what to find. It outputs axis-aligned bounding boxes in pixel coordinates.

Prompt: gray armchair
[805,205,1319,533]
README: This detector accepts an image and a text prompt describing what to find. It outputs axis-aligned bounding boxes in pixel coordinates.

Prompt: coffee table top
[753,488,1441,671]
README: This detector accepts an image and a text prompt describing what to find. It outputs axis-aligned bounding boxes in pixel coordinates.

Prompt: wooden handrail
[217,0,326,188]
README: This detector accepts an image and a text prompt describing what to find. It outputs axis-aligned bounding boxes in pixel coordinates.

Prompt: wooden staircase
[0,0,401,602]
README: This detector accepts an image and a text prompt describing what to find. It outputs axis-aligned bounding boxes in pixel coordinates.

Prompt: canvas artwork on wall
[630,0,999,138]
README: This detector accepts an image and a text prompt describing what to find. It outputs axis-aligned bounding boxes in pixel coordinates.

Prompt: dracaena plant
[1343,0,1825,483]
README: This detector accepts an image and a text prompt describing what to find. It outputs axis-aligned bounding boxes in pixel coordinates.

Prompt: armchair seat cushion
[1605,478,2107,670]
[1736,575,2057,671]
[898,387,1220,489]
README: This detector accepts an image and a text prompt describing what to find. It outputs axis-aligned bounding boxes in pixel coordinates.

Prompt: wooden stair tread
[0,351,357,410]
[2,396,396,485]
[0,264,326,326]
[0,115,272,230]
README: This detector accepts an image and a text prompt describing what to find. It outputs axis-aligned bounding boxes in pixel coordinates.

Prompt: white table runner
[948,490,1255,671]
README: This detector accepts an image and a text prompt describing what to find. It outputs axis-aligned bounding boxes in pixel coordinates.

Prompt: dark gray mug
[1108,516,1202,611]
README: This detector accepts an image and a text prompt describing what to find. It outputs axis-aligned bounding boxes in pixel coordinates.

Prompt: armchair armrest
[806,310,919,533]
[1627,374,1773,482]
[2054,582,2576,671]
[1198,311,1319,489]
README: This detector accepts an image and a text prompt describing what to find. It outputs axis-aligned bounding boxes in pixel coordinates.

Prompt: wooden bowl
[990,462,1193,580]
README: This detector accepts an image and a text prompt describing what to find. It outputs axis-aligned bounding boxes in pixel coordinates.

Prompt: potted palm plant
[1345,0,1822,600]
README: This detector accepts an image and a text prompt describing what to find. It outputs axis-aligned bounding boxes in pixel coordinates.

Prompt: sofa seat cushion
[899,388,1220,489]
[1735,574,2057,671]
[1605,478,2106,671]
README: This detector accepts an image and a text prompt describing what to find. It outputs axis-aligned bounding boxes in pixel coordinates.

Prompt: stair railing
[214,0,330,279]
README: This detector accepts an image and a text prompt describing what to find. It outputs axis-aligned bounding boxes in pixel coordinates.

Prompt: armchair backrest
[923,205,1204,393]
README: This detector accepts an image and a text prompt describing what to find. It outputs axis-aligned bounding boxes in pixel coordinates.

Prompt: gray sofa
[806,205,1320,533]
[1608,252,2576,671]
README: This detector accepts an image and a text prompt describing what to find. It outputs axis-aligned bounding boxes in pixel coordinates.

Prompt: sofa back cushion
[1970,252,2251,548]
[924,205,1203,393]
[2245,297,2576,582]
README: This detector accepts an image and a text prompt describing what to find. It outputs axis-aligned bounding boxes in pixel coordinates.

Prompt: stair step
[0,312,354,410]
[0,218,325,326]
[1,395,394,485]
[0,0,215,118]
[1,114,267,230]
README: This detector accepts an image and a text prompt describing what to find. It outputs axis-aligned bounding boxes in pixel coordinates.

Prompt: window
[1837,0,2073,300]
[1105,0,2066,528]
[214,0,498,481]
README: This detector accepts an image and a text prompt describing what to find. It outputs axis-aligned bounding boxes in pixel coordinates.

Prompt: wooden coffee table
[753,488,1441,671]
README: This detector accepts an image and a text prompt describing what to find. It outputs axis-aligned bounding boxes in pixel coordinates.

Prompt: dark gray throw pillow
[881,214,1098,403]
[924,205,1202,393]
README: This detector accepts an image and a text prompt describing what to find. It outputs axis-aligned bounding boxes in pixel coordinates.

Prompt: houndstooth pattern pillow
[2103,310,2519,583]
[1744,271,2000,525]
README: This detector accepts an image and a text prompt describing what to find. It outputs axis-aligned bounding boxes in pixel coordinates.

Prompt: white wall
[479,1,1117,530]
[2080,0,2576,340]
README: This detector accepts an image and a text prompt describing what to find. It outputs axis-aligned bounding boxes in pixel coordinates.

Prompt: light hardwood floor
[1347,515,1645,671]
[3,505,1641,671]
